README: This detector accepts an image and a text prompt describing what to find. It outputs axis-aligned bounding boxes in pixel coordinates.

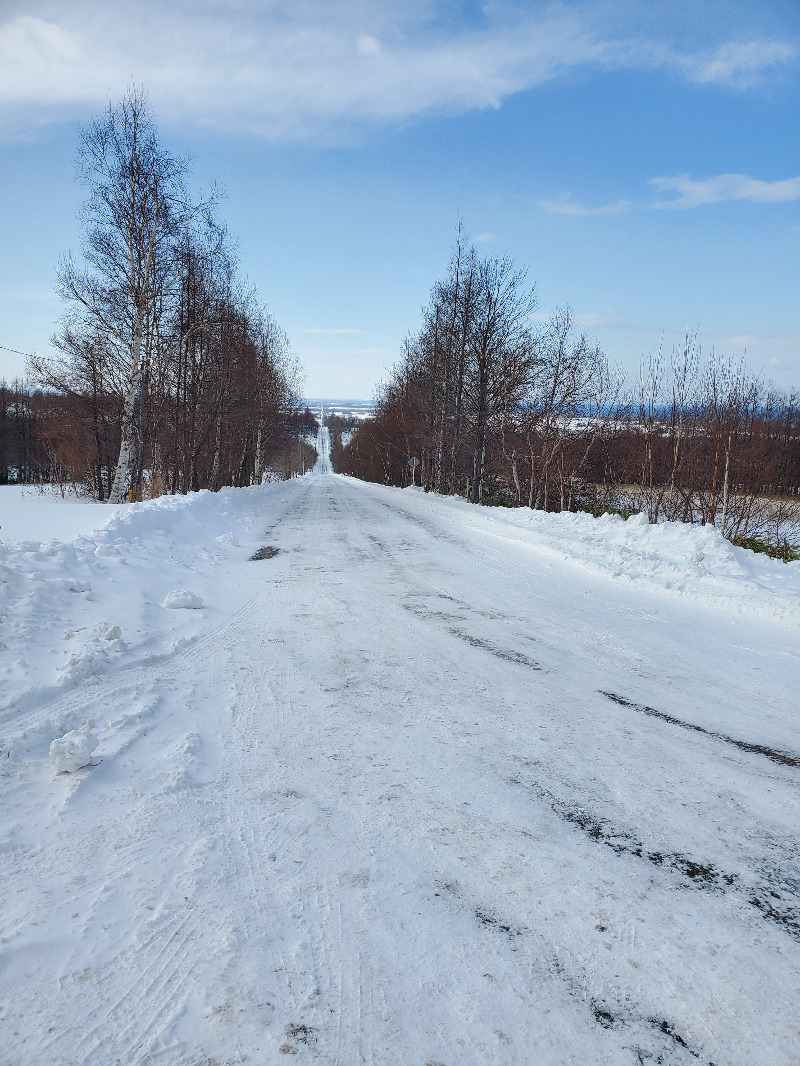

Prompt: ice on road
[1,429,798,1065]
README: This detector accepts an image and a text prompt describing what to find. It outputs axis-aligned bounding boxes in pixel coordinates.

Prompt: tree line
[2,89,315,501]
[0,379,319,495]
[336,233,800,551]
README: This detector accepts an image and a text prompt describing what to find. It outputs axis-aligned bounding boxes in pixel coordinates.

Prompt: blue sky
[1,0,798,397]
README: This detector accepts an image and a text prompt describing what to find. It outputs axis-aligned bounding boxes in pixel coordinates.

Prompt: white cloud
[474,233,493,242]
[706,332,800,379]
[687,39,797,86]
[651,173,800,209]
[527,317,799,382]
[538,197,632,217]
[0,15,90,128]
[0,4,608,139]
[542,173,800,217]
[1,2,795,141]
[357,34,382,57]
[0,16,80,89]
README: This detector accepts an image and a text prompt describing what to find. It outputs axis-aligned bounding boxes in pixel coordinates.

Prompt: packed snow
[0,429,798,1065]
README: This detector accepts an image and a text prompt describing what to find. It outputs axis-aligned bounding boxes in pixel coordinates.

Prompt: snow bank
[0,480,299,711]
[49,724,98,773]
[374,486,800,626]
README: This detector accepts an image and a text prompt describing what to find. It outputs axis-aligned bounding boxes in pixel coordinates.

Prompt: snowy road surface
[1,430,799,1065]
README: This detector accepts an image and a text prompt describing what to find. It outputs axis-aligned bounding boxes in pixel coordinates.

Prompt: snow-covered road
[1,430,799,1065]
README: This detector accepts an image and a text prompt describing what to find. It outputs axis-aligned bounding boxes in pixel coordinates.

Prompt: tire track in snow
[208,503,348,1058]
[32,820,220,1065]
[600,690,800,768]
[432,879,714,1066]
[508,764,800,942]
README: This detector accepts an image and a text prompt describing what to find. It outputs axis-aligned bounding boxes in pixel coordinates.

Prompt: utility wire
[0,344,32,357]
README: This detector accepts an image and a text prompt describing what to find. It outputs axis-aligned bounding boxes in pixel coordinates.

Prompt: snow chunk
[215,533,239,547]
[161,589,204,610]
[103,625,122,640]
[626,511,650,527]
[50,725,98,774]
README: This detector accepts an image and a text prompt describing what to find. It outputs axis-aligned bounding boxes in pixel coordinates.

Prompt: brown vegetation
[336,237,800,549]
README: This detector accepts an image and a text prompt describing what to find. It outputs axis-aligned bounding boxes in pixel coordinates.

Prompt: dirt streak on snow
[0,429,798,1065]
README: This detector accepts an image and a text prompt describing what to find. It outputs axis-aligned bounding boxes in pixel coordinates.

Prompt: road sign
[408,457,420,468]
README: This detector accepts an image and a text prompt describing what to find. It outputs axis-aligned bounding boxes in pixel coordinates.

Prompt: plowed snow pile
[1,481,298,712]
[394,482,800,624]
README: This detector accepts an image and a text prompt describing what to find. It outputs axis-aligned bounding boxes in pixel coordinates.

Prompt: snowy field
[0,485,127,544]
[1,430,799,1065]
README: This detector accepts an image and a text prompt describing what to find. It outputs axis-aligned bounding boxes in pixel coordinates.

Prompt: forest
[333,233,800,556]
[0,89,315,501]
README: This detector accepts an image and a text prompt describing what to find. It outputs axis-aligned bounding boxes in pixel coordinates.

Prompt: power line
[0,344,31,357]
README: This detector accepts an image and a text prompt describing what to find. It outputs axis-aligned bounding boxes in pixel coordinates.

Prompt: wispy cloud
[685,39,797,87]
[357,33,382,57]
[541,172,800,217]
[0,5,608,139]
[474,232,494,243]
[650,173,800,209]
[711,331,800,352]
[538,197,633,217]
[528,315,800,376]
[0,3,796,141]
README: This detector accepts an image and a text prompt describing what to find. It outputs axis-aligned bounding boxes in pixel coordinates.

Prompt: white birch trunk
[108,306,144,503]
[108,190,163,504]
[254,424,263,484]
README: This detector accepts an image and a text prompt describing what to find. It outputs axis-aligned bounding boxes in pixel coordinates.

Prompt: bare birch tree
[56,87,200,502]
